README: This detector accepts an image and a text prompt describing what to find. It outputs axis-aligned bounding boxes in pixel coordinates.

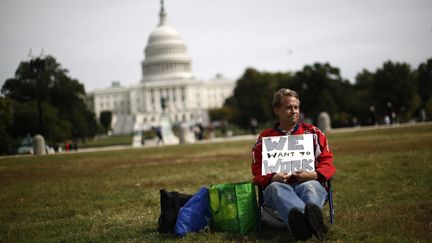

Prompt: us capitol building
[86,1,235,135]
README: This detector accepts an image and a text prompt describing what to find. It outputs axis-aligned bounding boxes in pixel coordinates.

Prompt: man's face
[274,96,300,127]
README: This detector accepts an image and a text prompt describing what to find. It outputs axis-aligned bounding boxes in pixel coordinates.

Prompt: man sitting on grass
[251,88,336,241]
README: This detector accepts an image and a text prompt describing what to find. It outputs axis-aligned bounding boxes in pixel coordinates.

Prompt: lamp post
[30,57,46,134]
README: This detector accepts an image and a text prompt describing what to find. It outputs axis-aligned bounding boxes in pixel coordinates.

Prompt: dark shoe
[305,203,328,241]
[288,208,312,241]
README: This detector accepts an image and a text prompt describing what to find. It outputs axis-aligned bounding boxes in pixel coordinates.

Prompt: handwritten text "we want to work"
[261,134,315,175]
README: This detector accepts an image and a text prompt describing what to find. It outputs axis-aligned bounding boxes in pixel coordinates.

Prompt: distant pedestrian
[250,118,258,135]
[196,123,204,140]
[386,102,395,124]
[141,130,146,145]
[221,120,228,137]
[368,106,377,125]
[207,123,215,139]
[53,143,59,153]
[72,138,78,151]
[65,140,70,152]
[384,115,390,125]
[155,127,163,145]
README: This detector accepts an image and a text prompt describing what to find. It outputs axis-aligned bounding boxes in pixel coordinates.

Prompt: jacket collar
[273,122,300,135]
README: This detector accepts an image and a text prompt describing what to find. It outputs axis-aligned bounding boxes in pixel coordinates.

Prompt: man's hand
[271,172,292,183]
[292,171,318,182]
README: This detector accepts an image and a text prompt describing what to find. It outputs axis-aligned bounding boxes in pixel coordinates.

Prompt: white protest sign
[261,134,315,175]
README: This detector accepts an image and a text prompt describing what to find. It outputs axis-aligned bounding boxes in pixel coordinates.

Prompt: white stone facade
[87,2,235,135]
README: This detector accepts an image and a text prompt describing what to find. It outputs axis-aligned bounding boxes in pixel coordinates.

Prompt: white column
[155,88,161,113]
[176,87,181,110]
[145,89,151,112]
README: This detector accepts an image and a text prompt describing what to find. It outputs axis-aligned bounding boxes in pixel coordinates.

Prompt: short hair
[272,88,300,108]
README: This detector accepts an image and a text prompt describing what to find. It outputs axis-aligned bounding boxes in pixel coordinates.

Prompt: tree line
[211,58,432,129]
[1,55,431,154]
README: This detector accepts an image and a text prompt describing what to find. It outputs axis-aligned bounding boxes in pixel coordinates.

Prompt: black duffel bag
[157,189,193,233]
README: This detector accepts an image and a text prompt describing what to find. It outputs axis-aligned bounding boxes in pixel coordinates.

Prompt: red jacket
[252,122,336,187]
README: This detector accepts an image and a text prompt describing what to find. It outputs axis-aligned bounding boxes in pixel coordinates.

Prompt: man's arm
[251,138,274,187]
[314,128,336,181]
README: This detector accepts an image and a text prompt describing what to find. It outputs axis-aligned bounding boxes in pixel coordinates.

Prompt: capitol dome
[141,2,193,82]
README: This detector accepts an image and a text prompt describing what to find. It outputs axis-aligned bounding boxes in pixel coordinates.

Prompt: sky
[1,0,431,92]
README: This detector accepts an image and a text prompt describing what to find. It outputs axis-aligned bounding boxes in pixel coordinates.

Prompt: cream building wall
[87,2,235,135]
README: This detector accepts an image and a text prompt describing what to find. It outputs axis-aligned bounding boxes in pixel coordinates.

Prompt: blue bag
[174,187,211,236]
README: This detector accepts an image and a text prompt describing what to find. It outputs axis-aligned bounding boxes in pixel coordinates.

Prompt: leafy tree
[226,68,278,128]
[2,58,47,102]
[275,71,295,90]
[99,111,113,133]
[84,111,98,138]
[1,55,98,149]
[373,61,418,122]
[208,107,235,122]
[354,70,378,124]
[291,63,354,127]
[7,101,70,142]
[2,58,51,131]
[222,60,425,128]
[416,58,432,114]
[0,98,15,154]
[426,97,432,119]
[223,64,357,128]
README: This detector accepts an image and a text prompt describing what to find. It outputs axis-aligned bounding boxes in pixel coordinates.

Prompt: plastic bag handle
[209,186,223,214]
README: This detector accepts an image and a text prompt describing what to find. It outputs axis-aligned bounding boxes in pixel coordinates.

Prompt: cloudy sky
[1,0,431,92]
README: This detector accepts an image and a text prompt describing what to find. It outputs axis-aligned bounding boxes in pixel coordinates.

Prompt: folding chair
[257,179,334,231]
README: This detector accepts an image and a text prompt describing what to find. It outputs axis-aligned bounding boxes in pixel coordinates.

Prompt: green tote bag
[209,181,258,234]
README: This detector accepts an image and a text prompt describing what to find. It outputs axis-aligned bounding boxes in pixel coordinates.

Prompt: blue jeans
[263,180,327,226]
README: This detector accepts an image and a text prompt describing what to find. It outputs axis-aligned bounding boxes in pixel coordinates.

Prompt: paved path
[77,134,258,153]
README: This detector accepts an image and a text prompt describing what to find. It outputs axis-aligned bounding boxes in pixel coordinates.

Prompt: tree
[223,64,357,128]
[7,101,70,142]
[99,111,112,133]
[373,61,418,122]
[275,71,296,90]
[226,68,278,128]
[208,107,235,122]
[0,98,15,154]
[1,55,98,148]
[354,69,377,124]
[84,111,98,138]
[291,63,354,127]
[416,58,432,117]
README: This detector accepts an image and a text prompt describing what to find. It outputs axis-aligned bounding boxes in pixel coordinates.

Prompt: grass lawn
[0,124,431,242]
